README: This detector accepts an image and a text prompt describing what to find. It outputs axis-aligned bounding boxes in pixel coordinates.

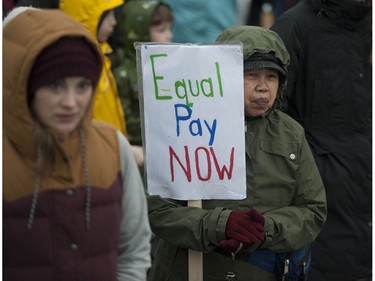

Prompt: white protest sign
[138,43,246,200]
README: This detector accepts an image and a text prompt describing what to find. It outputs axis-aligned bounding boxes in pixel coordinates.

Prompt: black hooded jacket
[271,0,372,280]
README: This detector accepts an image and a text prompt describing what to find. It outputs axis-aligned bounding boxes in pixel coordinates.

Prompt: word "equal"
[150,54,224,107]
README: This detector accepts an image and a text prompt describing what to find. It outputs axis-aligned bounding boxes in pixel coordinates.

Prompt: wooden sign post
[188,200,203,281]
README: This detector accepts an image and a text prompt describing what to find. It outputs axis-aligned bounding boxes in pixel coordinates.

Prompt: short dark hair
[151,3,174,26]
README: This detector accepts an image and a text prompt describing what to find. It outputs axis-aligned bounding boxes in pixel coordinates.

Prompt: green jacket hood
[118,0,163,60]
[216,25,290,66]
[216,25,290,105]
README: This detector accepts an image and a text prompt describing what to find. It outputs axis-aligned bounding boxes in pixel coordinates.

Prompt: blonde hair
[151,3,174,26]
[32,123,55,175]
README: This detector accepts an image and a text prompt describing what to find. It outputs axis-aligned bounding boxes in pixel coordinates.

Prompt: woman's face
[244,68,279,117]
[31,77,93,134]
[97,9,116,43]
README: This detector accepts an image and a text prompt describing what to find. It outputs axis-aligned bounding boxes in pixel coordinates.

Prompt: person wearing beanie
[146,25,326,281]
[27,37,100,108]
[15,0,147,166]
[3,7,151,281]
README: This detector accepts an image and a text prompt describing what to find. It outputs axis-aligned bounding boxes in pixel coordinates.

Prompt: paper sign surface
[138,44,246,200]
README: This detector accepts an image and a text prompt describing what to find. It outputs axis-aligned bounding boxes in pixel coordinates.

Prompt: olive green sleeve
[147,195,233,252]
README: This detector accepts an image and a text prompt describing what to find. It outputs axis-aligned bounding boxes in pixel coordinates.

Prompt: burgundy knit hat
[28,37,101,102]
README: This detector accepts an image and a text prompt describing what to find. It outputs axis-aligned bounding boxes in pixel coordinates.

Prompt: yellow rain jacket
[60,0,127,135]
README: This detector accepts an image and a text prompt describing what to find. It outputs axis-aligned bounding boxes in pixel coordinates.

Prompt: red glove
[249,208,265,225]
[225,210,265,244]
[218,239,243,254]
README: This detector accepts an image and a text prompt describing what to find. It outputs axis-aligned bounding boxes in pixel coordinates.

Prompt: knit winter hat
[28,37,101,102]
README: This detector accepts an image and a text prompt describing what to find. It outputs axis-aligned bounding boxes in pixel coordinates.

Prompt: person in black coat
[271,1,372,281]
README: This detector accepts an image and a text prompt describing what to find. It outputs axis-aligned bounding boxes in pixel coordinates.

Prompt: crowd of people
[3,0,372,281]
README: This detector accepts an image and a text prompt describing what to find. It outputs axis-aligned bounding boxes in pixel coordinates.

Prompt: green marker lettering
[150,54,172,100]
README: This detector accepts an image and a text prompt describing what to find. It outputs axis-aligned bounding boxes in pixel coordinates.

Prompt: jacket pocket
[259,140,298,161]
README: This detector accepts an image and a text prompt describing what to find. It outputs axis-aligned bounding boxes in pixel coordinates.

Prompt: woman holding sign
[147,25,326,281]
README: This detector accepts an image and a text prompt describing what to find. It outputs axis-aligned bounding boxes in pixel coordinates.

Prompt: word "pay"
[175,104,217,146]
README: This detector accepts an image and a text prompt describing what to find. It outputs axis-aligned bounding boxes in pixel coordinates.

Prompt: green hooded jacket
[112,0,164,145]
[147,26,327,281]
